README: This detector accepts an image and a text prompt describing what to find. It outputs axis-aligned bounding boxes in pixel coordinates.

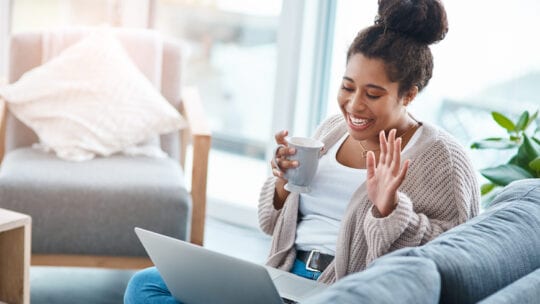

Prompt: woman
[260,0,479,284]
[124,0,479,302]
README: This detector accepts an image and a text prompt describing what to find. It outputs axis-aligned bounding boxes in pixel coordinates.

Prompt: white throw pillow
[0,30,186,161]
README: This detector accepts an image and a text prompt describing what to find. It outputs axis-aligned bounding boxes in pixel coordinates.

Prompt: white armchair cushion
[0,30,186,161]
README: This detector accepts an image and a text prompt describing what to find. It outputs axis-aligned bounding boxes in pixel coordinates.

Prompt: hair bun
[376,0,448,45]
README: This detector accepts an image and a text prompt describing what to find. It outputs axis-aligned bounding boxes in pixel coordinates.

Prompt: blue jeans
[123,259,321,303]
[124,266,179,304]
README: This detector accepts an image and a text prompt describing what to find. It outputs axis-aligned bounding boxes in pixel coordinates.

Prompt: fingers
[386,129,396,165]
[379,130,387,165]
[272,130,297,179]
[271,150,298,178]
[273,158,298,170]
[393,137,402,175]
[274,145,296,159]
[366,150,376,179]
[275,130,288,145]
[397,159,410,185]
[377,129,406,177]
[379,129,396,165]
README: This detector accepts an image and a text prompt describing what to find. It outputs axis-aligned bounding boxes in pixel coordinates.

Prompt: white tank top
[295,127,423,255]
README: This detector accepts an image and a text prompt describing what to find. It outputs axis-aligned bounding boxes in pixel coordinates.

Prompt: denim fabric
[384,179,540,304]
[478,268,540,304]
[124,267,180,304]
[301,256,441,304]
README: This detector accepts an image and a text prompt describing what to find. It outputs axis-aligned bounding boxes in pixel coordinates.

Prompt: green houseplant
[471,110,540,205]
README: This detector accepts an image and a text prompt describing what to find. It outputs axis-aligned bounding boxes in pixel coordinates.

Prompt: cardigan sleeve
[362,136,480,265]
[258,176,282,235]
[257,114,344,236]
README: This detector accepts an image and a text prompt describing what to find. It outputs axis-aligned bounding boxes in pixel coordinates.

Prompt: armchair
[0,28,211,268]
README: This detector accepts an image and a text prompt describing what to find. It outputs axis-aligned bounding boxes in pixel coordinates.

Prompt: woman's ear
[403,86,419,106]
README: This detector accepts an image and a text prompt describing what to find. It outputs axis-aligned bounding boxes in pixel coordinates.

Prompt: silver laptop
[135,227,327,304]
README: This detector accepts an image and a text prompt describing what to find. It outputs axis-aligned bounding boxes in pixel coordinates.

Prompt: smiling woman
[259,0,480,286]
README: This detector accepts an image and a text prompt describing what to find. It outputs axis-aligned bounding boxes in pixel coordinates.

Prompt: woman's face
[338,53,414,144]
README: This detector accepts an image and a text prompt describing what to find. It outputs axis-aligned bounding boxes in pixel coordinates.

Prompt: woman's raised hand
[271,130,298,179]
[365,129,410,217]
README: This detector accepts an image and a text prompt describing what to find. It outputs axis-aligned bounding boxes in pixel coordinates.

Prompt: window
[327,0,540,172]
[154,0,282,159]
[152,0,290,225]
[11,0,112,33]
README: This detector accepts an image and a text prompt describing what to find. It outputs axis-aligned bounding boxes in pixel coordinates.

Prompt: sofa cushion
[478,268,540,304]
[302,256,440,304]
[0,148,191,256]
[385,179,540,304]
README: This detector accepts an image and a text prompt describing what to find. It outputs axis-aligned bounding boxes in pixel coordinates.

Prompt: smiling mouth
[348,114,374,128]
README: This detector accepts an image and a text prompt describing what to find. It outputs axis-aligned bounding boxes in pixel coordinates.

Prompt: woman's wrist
[273,179,290,210]
[375,194,399,217]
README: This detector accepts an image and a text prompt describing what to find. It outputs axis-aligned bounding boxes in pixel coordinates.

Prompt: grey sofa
[303,179,540,304]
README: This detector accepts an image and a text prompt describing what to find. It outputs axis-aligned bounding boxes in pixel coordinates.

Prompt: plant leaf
[492,112,516,132]
[515,111,529,131]
[509,135,521,142]
[480,183,497,195]
[530,156,540,174]
[526,110,539,130]
[480,164,534,186]
[516,134,540,167]
[470,138,517,149]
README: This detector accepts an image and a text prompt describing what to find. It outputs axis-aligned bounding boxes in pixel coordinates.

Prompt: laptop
[135,227,327,304]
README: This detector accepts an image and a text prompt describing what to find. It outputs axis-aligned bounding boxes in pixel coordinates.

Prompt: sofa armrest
[179,86,211,246]
[478,268,540,304]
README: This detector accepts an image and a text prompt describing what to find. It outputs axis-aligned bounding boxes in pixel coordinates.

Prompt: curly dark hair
[346,0,448,97]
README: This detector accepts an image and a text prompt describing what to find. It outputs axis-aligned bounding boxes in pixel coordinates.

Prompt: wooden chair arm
[179,86,211,246]
[0,98,6,162]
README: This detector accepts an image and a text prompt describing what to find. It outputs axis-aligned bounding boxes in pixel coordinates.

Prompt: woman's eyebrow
[343,77,387,92]
[365,84,387,92]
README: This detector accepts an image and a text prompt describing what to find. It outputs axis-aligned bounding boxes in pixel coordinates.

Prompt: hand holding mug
[272,131,324,193]
[271,130,298,180]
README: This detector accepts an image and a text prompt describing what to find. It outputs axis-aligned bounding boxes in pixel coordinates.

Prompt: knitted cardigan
[258,114,480,284]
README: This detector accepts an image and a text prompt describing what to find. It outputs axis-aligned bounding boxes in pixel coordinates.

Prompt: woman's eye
[366,93,381,99]
[341,85,354,92]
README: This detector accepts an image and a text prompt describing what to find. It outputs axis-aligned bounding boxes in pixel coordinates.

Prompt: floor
[204,215,272,264]
[29,216,272,304]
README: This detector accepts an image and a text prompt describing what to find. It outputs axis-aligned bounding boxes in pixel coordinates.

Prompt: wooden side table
[0,208,31,304]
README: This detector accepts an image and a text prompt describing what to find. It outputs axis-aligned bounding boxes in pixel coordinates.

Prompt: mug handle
[272,144,287,175]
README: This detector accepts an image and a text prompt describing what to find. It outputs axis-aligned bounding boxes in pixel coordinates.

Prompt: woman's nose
[349,93,366,110]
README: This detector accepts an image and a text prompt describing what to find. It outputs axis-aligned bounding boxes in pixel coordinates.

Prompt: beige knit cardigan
[258,114,480,284]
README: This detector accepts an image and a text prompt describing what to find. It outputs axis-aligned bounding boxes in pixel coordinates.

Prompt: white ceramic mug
[273,136,324,193]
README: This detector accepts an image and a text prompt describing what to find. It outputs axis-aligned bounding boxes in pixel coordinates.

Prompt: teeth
[349,115,370,126]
